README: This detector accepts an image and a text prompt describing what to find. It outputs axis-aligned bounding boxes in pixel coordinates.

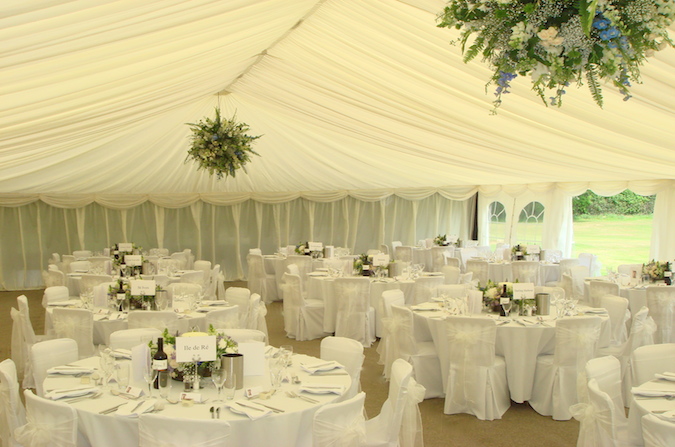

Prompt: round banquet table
[43,353,351,447]
[412,303,611,403]
[627,377,675,446]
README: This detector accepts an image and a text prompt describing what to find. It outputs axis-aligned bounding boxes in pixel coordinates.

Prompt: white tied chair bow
[15,390,77,447]
[334,277,375,347]
[52,308,94,358]
[570,378,626,447]
[0,359,26,447]
[646,286,675,343]
[399,376,425,447]
[312,392,366,447]
[378,308,413,380]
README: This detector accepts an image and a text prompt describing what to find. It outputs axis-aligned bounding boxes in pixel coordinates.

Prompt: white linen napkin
[44,386,98,400]
[47,366,95,375]
[225,401,271,420]
[300,361,344,374]
[655,409,675,422]
[631,388,675,398]
[111,349,132,360]
[581,308,608,314]
[655,372,675,382]
[48,299,80,307]
[516,319,538,327]
[115,399,157,417]
[201,300,228,306]
[299,383,345,394]
[411,303,441,311]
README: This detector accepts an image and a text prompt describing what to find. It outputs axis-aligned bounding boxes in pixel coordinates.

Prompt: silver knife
[235,401,266,412]
[253,402,284,413]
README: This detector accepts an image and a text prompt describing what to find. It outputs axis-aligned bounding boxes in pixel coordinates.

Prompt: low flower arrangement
[437,0,675,111]
[295,242,308,255]
[186,108,261,179]
[434,234,449,246]
[642,260,669,281]
[353,253,370,275]
[149,325,238,380]
[481,279,511,310]
[511,244,528,258]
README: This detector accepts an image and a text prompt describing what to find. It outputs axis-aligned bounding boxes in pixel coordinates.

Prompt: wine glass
[502,300,512,317]
[555,298,566,318]
[143,358,158,399]
[211,368,226,403]
[279,345,293,368]
[114,362,130,391]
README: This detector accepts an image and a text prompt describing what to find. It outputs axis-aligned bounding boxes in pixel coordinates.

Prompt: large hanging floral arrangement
[186,108,261,179]
[437,0,674,111]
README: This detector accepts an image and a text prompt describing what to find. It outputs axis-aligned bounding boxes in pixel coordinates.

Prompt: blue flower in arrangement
[600,27,620,41]
[593,17,610,30]
[495,71,517,97]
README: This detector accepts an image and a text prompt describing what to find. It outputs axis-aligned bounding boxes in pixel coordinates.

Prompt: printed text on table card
[130,280,156,296]
[512,283,535,300]
[372,254,390,267]
[124,254,143,266]
[175,336,217,363]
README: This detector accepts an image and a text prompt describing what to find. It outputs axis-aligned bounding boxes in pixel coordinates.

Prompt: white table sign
[372,253,390,267]
[130,279,156,296]
[526,245,541,254]
[512,283,535,300]
[308,242,323,251]
[124,254,142,266]
[118,242,133,252]
[237,341,266,376]
[448,235,458,243]
[175,336,217,363]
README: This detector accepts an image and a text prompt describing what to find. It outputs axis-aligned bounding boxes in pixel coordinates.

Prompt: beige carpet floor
[0,285,580,446]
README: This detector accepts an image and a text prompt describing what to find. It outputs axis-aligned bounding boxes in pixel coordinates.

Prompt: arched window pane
[488,201,506,249]
[516,201,544,245]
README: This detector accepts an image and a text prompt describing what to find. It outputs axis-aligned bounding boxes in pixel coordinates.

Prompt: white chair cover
[600,295,630,346]
[285,255,313,287]
[0,359,26,447]
[363,359,413,447]
[334,277,375,347]
[443,316,509,420]
[60,255,75,274]
[630,344,675,389]
[87,256,112,275]
[41,286,70,308]
[321,336,365,400]
[579,253,601,277]
[170,252,188,269]
[72,250,92,259]
[441,265,461,284]
[139,414,231,447]
[376,290,406,378]
[224,287,251,328]
[193,260,212,287]
[13,296,52,388]
[247,253,276,303]
[399,375,425,447]
[394,246,413,263]
[109,328,162,351]
[584,356,625,421]
[570,379,627,447]
[313,392,366,447]
[149,248,169,257]
[52,308,94,358]
[589,281,620,308]
[430,246,450,272]
[280,273,325,341]
[465,260,488,287]
[167,282,203,314]
[204,306,240,330]
[246,293,269,342]
[127,311,179,332]
[641,413,675,447]
[437,284,469,299]
[179,270,204,285]
[529,316,602,420]
[220,329,266,344]
[511,261,541,285]
[157,258,181,275]
[15,390,77,447]
[411,276,445,305]
[41,270,65,288]
[68,260,91,273]
[30,338,79,397]
[570,265,591,300]
[646,286,675,343]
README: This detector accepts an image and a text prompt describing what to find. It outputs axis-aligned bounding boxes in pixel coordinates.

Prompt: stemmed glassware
[502,300,512,317]
[98,347,115,388]
[211,367,226,403]
[143,357,158,399]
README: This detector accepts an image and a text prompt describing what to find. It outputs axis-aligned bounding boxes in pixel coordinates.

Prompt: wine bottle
[116,279,126,312]
[665,262,672,286]
[499,283,508,316]
[153,337,168,389]
[515,245,524,261]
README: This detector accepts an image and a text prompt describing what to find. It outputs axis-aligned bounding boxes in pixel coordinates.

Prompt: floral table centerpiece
[434,234,449,246]
[186,108,261,179]
[437,0,675,111]
[353,253,372,276]
[511,244,528,260]
[642,260,669,282]
[481,279,504,312]
[149,325,238,386]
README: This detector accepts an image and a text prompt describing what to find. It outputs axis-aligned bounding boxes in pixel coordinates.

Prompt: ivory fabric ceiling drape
[1,1,674,289]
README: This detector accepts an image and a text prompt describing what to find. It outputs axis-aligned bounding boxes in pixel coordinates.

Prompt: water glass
[279,345,293,368]
[269,358,284,389]
[223,371,237,400]
[114,362,130,391]
[158,371,172,399]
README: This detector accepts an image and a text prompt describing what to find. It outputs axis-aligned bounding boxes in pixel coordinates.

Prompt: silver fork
[286,391,319,404]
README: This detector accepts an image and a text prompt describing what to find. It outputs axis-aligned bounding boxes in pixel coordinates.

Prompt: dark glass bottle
[499,283,508,316]
[665,262,672,286]
[152,337,168,389]
[116,279,126,312]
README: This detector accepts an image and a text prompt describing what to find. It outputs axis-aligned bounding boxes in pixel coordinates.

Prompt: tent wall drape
[0,192,475,291]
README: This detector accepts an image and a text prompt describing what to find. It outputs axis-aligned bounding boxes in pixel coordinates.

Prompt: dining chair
[87,256,112,274]
[193,260,212,286]
[179,270,204,285]
[157,257,180,275]
[411,276,445,305]
[579,253,601,277]
[246,253,275,303]
[442,265,461,284]
[60,255,75,274]
[139,414,231,447]
[599,294,630,347]
[170,252,189,269]
[529,316,603,420]
[204,306,240,330]
[281,273,326,341]
[511,261,541,285]
[589,280,620,308]
[72,250,92,259]
[109,328,162,351]
[334,277,375,347]
[167,282,203,314]
[246,293,269,340]
[571,378,627,447]
[630,344,675,388]
[222,287,250,327]
[68,260,92,273]
[41,269,66,288]
[41,286,70,308]
[394,246,413,263]
[646,286,675,343]
[15,390,78,447]
[312,392,366,447]
[285,255,313,287]
[320,336,365,400]
[458,247,478,272]
[379,244,390,255]
[149,248,169,257]
[220,328,267,344]
[12,295,52,388]
[569,265,590,301]
[79,274,114,296]
[431,246,449,272]
[465,259,488,286]
[30,338,79,397]
[442,316,509,420]
[584,356,626,418]
[437,284,470,298]
[641,413,675,447]
[0,359,26,447]
[127,311,179,333]
[617,263,642,282]
[52,308,95,358]
[444,256,460,269]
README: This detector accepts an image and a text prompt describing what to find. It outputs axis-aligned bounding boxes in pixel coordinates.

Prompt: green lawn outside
[572,214,653,272]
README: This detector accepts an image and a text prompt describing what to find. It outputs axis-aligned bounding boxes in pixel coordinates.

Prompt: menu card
[130,280,156,296]
[372,254,390,266]
[175,335,217,363]
[308,242,323,251]
[124,254,142,266]
[512,283,535,300]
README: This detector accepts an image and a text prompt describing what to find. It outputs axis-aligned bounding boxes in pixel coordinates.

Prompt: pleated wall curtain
[0,193,475,291]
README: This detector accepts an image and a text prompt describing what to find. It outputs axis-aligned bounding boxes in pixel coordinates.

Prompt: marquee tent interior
[1,0,675,290]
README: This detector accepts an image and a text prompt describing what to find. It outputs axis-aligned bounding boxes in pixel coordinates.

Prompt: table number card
[448,235,458,244]
[372,253,390,267]
[175,335,217,363]
[118,242,133,252]
[512,283,535,300]
[130,279,156,296]
[526,245,541,254]
[124,254,142,266]
[308,242,323,252]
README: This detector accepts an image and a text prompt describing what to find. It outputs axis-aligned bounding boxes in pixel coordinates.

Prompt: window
[516,201,544,245]
[488,201,506,249]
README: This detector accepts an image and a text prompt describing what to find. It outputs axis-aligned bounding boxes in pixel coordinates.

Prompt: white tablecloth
[413,306,611,403]
[42,353,351,447]
[627,378,675,446]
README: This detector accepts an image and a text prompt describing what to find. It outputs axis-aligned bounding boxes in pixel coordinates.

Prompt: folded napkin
[195,307,214,313]
[300,360,345,374]
[299,384,345,395]
[111,349,132,360]
[655,372,675,382]
[411,303,441,311]
[307,272,328,277]
[581,308,608,314]
[48,299,80,307]
[45,386,98,400]
[115,399,157,417]
[516,319,538,327]
[421,272,444,277]
[631,388,675,398]
[655,409,675,422]
[225,401,271,420]
[93,313,109,321]
[47,366,95,375]
[201,300,228,306]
